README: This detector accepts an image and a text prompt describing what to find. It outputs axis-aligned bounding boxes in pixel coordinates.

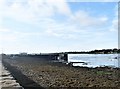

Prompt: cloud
[47,0,72,16]
[110,19,118,32]
[68,0,119,2]
[0,1,117,53]
[0,28,10,32]
[0,28,17,41]
[0,0,73,41]
[0,27,43,42]
[0,0,71,23]
[110,4,118,32]
[0,1,115,41]
[70,10,108,27]
[45,22,78,39]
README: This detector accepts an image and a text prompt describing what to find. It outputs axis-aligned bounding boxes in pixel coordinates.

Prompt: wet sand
[2,56,120,88]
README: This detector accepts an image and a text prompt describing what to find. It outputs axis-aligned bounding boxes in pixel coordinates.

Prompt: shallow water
[68,54,119,68]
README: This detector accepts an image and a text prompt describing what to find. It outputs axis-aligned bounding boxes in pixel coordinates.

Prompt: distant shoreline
[1,48,120,55]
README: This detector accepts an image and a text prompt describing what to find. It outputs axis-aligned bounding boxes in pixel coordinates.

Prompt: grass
[96,71,112,75]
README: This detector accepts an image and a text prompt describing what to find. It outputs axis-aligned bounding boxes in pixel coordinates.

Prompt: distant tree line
[65,48,120,54]
[1,48,120,56]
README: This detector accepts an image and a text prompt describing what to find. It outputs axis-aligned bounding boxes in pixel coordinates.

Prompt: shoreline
[2,56,120,88]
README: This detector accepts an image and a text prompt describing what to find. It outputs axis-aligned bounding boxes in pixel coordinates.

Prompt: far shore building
[19,52,27,56]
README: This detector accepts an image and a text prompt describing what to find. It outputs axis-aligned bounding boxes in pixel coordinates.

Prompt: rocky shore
[2,56,120,88]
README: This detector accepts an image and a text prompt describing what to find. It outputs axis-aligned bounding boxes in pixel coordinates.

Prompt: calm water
[68,54,119,68]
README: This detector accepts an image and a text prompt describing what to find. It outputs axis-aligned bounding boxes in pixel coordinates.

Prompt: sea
[68,54,119,68]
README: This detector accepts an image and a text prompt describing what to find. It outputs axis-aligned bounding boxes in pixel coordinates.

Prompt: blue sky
[0,0,118,54]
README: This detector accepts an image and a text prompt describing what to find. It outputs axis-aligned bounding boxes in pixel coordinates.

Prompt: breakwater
[0,62,23,88]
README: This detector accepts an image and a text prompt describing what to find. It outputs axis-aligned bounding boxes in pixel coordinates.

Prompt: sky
[0,0,119,54]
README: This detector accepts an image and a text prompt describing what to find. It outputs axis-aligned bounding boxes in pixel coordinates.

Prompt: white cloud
[70,10,108,27]
[0,28,10,32]
[0,1,117,53]
[110,19,118,32]
[47,0,71,16]
[45,22,77,39]
[0,28,21,42]
[0,27,43,42]
[100,17,108,22]
[110,4,118,32]
[0,0,71,23]
[0,1,115,40]
[68,0,119,2]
